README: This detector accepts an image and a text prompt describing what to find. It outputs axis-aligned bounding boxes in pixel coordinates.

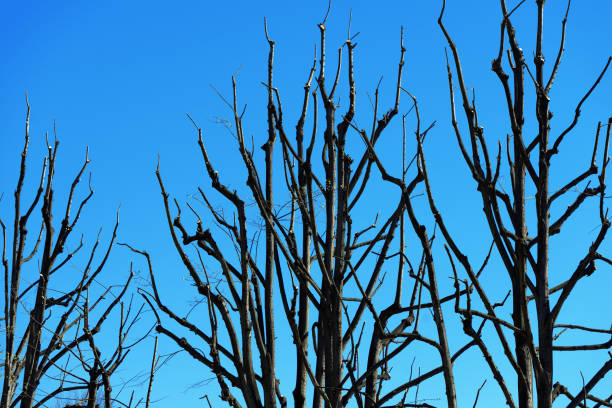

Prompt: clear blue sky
[1,1,611,406]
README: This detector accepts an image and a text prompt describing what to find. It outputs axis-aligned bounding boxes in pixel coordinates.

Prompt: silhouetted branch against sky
[1,1,611,407]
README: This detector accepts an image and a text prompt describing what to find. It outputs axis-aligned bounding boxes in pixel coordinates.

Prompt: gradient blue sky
[1,1,611,407]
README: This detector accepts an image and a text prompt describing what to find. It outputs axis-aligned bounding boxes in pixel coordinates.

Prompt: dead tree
[435,1,612,408]
[133,13,481,408]
[0,101,141,408]
[131,2,611,408]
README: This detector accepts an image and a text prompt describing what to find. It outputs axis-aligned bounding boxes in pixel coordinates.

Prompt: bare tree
[130,2,610,408]
[0,100,142,408]
[133,12,473,408]
[437,1,611,407]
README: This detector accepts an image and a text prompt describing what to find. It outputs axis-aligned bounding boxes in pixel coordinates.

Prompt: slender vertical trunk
[319,52,339,404]
[330,114,348,408]
[424,254,457,408]
[534,2,553,407]
[238,203,260,408]
[20,207,54,408]
[2,111,30,408]
[101,372,112,408]
[312,318,325,408]
[263,137,276,408]
[512,56,533,408]
[294,145,311,408]
[263,32,277,408]
[513,164,534,408]
[323,115,338,407]
[86,371,98,408]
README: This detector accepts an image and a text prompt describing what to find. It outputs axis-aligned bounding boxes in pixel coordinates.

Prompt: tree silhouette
[1,100,144,408]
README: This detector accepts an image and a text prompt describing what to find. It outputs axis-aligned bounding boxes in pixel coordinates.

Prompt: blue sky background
[1,1,611,406]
